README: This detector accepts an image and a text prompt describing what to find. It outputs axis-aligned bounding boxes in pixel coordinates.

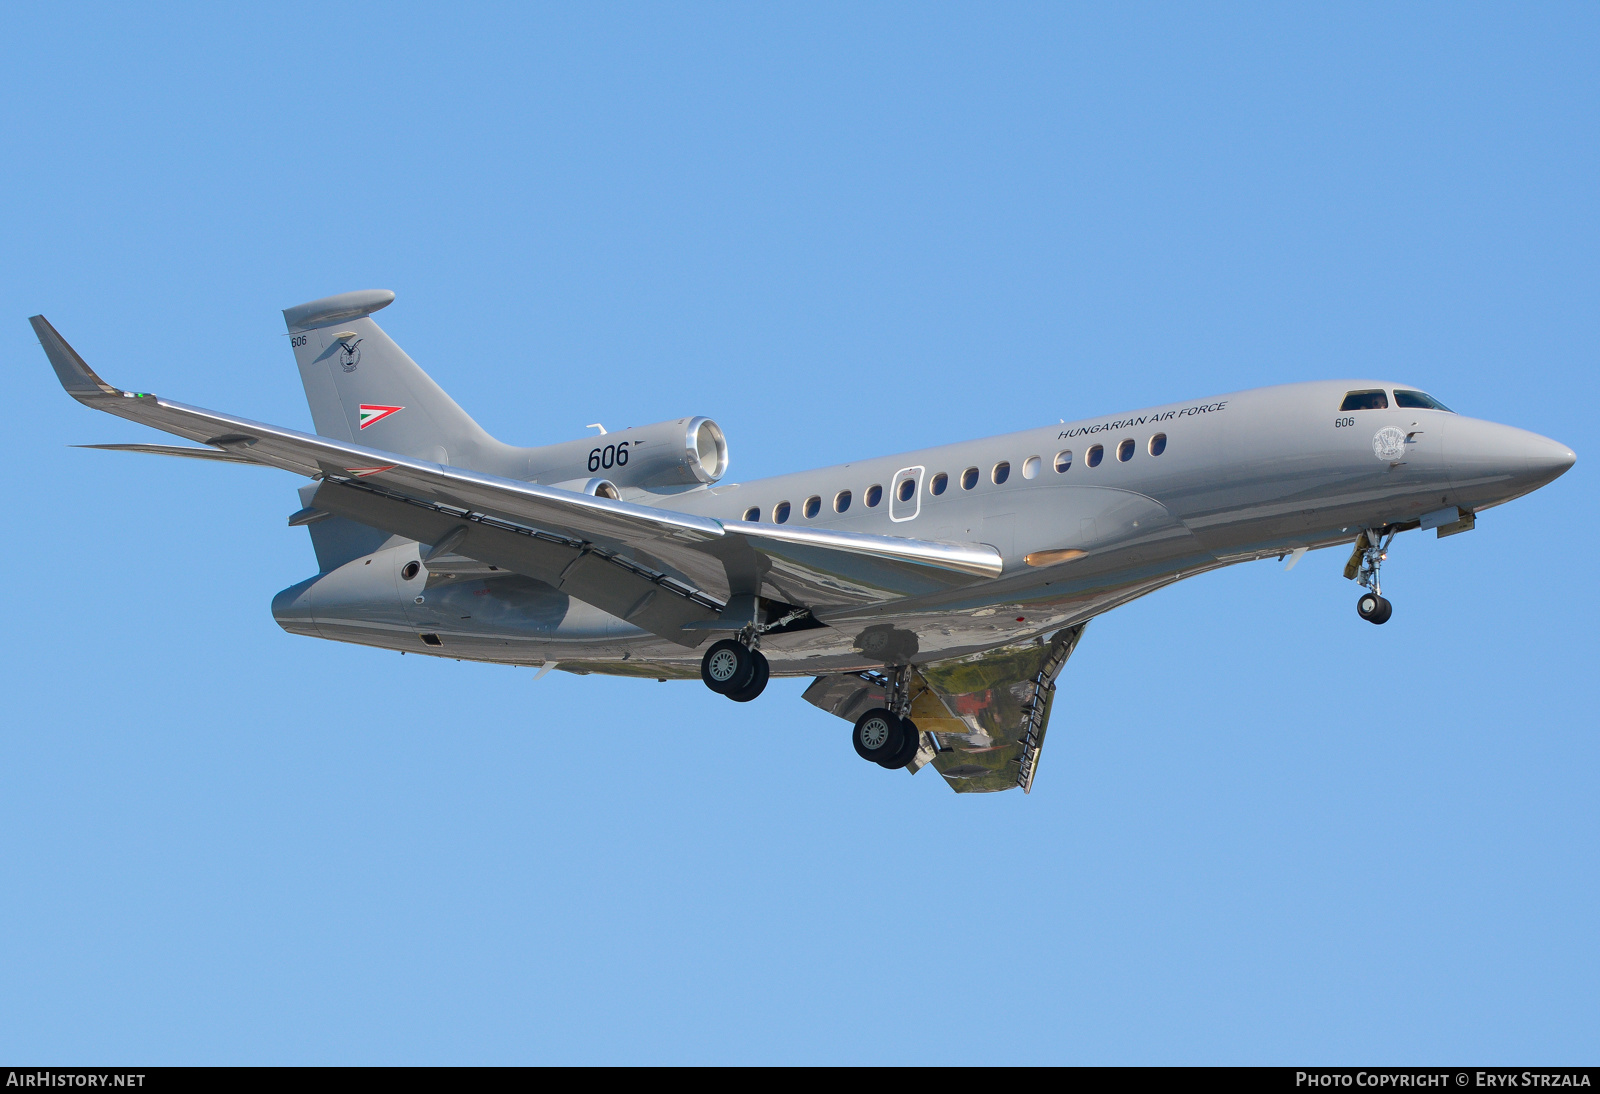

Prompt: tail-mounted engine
[529,417,728,494]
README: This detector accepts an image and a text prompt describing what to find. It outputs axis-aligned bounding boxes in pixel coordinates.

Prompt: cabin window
[1340,389,1389,411]
[1087,445,1104,467]
[1054,450,1072,472]
[929,472,948,495]
[1117,438,1135,462]
[742,506,760,522]
[865,484,883,507]
[1023,455,1041,479]
[992,461,1010,484]
[834,490,851,513]
[961,467,979,490]
[774,501,791,523]
[896,478,916,502]
[1394,389,1453,412]
[803,495,821,518]
[1148,433,1167,457]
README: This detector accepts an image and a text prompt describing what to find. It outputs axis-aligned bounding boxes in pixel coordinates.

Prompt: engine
[525,416,729,495]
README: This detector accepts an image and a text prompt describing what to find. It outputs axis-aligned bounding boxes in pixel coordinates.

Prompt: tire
[852,708,904,764]
[879,716,921,770]
[725,650,770,702]
[700,639,754,694]
[1357,593,1393,625]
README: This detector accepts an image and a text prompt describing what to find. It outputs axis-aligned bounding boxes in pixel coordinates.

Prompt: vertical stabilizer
[284,290,516,473]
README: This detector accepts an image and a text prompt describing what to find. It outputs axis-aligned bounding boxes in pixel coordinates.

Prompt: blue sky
[1,3,1595,1064]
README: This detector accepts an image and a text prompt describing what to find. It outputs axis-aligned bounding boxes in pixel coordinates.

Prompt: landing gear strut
[1351,529,1395,625]
[851,666,922,771]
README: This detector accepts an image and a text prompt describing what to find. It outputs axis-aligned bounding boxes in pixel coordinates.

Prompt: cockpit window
[1339,389,1389,411]
[1394,389,1453,412]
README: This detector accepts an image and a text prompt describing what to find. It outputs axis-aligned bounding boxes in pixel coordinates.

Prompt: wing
[803,624,1087,793]
[35,316,1002,645]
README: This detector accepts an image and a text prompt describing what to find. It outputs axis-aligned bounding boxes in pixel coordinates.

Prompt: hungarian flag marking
[344,465,397,477]
[358,404,404,429]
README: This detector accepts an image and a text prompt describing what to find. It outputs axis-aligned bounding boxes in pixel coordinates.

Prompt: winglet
[30,315,122,401]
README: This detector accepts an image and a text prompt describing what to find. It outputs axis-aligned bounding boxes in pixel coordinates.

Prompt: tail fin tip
[283,290,395,333]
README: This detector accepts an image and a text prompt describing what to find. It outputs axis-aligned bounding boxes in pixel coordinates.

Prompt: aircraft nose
[1525,433,1577,486]
[1450,418,1576,499]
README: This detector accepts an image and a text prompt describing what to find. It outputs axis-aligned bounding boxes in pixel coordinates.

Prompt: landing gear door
[890,465,924,522]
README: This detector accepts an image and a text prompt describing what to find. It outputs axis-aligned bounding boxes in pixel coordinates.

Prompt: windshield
[1394,389,1453,412]
[1339,390,1388,411]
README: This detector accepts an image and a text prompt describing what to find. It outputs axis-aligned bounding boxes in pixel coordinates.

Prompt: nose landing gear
[1347,528,1396,625]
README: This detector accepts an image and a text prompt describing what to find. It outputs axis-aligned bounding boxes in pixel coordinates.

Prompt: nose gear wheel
[1357,592,1392,624]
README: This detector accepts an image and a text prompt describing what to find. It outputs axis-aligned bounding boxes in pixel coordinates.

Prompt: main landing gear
[699,637,770,703]
[1350,528,1396,625]
[852,708,922,770]
[699,603,812,703]
[850,667,922,771]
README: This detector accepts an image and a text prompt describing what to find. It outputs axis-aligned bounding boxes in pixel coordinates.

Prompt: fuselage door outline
[889,465,925,523]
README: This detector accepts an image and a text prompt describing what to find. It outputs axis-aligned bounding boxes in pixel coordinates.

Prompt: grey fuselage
[272,379,1574,677]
